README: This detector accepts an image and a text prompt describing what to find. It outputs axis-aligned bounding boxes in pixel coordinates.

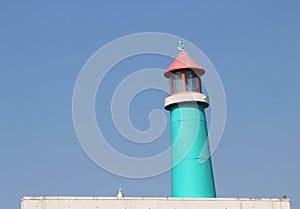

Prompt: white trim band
[164,92,209,110]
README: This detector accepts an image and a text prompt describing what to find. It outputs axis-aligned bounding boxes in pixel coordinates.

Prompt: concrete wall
[21,197,290,209]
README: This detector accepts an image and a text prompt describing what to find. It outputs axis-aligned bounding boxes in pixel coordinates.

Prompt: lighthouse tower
[21,41,291,209]
[164,42,216,198]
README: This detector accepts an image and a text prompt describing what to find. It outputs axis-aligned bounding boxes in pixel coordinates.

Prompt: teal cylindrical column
[170,103,216,197]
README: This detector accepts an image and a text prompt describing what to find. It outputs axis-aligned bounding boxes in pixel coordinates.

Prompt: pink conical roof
[164,51,205,77]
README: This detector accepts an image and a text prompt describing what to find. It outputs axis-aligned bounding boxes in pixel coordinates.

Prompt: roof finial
[177,40,184,51]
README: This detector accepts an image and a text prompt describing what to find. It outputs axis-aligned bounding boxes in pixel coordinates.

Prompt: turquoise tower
[164,45,216,198]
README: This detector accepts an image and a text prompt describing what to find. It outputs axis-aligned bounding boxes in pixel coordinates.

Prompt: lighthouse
[21,39,291,209]
[164,42,216,198]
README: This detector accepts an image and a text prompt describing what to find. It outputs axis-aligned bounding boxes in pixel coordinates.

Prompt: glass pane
[185,70,199,92]
[171,71,182,94]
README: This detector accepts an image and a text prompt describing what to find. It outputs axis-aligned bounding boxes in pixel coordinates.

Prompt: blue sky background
[1,1,300,209]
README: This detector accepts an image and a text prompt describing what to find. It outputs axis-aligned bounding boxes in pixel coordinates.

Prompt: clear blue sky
[1,1,300,209]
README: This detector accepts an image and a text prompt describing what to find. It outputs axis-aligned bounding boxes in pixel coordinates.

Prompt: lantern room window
[171,71,183,94]
[185,70,200,92]
[169,69,201,94]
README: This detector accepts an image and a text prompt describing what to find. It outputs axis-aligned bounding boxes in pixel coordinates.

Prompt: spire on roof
[177,41,185,51]
[164,42,205,78]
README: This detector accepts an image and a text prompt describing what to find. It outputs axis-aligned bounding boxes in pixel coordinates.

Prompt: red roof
[164,51,205,77]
